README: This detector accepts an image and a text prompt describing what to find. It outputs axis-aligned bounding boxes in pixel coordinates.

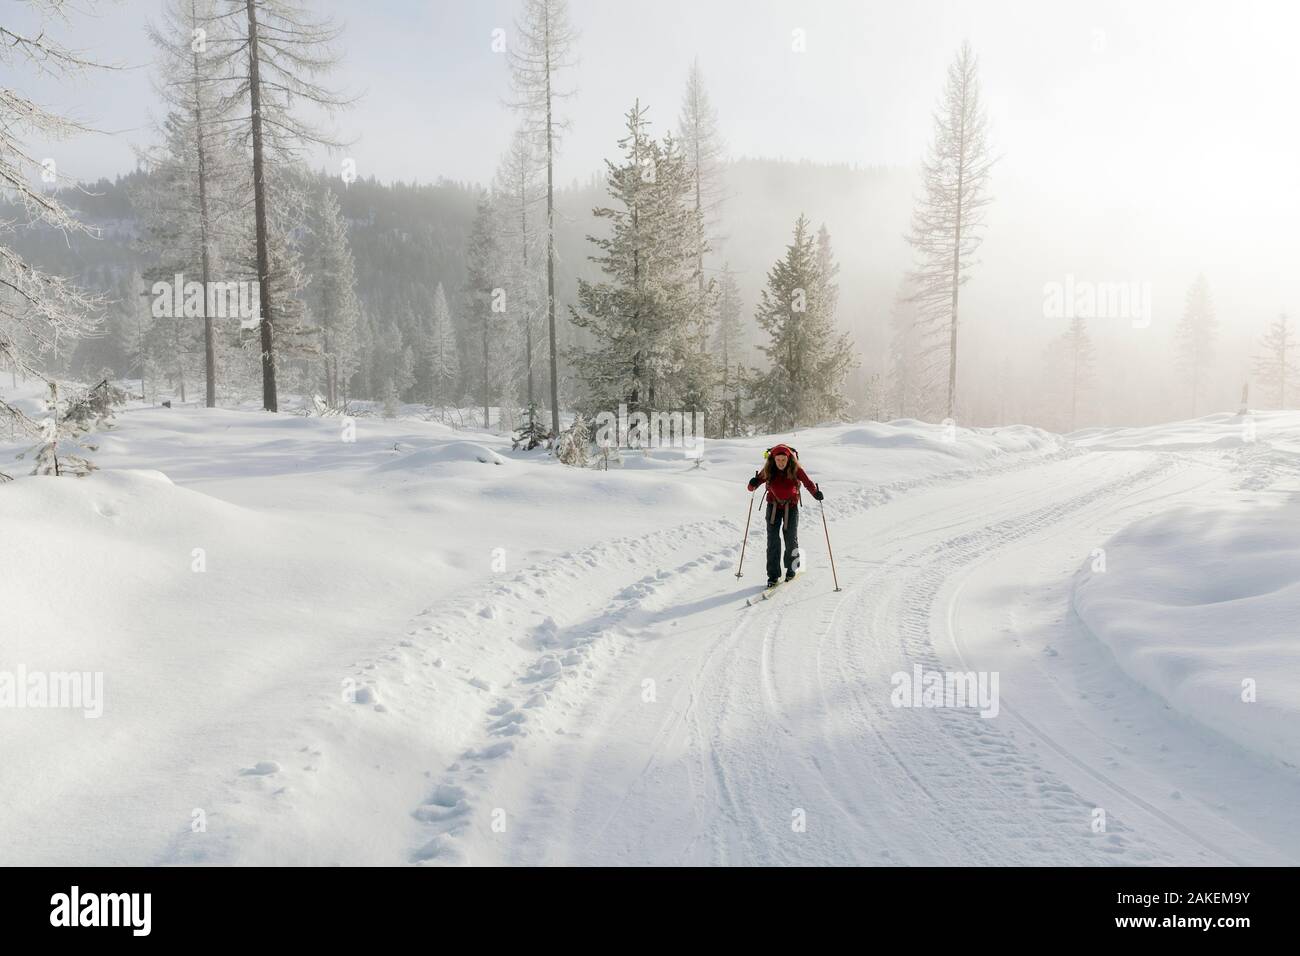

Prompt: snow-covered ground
[3,384,1299,865]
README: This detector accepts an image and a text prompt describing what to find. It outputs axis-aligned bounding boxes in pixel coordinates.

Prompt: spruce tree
[1253,313,1295,409]
[568,101,713,429]
[1060,315,1094,430]
[426,283,459,411]
[751,215,856,431]
[302,185,361,407]
[1174,273,1218,416]
[462,195,505,429]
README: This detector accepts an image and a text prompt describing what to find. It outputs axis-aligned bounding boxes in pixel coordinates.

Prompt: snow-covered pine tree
[302,184,361,408]
[423,283,459,413]
[462,195,507,430]
[677,58,727,296]
[905,42,994,419]
[0,2,105,435]
[512,401,549,450]
[750,215,856,431]
[1252,313,1295,409]
[493,127,545,427]
[509,0,579,437]
[1174,273,1218,416]
[555,412,590,466]
[569,101,714,433]
[25,381,109,478]
[815,224,840,318]
[139,0,245,407]
[397,345,416,402]
[204,0,354,412]
[713,263,745,436]
[887,280,926,420]
[1061,315,1094,431]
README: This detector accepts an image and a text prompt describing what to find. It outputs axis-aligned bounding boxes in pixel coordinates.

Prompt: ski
[744,574,798,606]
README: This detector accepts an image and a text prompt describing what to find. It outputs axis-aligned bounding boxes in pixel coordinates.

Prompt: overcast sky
[11,0,1299,193]
[7,0,1300,340]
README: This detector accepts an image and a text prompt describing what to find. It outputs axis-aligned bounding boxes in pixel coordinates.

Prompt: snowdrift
[0,394,1071,863]
[1073,498,1300,769]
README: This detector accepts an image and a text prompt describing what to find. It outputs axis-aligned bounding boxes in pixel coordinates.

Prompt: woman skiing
[746,444,824,588]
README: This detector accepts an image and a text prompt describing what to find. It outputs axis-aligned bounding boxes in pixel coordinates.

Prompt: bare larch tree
[906,41,993,420]
[509,0,578,437]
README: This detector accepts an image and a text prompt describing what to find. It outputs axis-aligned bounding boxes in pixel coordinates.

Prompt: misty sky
[12,0,1299,191]
[6,0,1300,364]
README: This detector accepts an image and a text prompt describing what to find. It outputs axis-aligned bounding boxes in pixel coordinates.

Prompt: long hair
[761,448,799,482]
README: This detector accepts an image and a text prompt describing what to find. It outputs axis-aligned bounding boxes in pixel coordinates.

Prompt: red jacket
[748,466,818,505]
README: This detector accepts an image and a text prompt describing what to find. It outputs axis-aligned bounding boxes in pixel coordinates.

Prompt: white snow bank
[376,441,507,469]
[0,399,1068,863]
[0,467,431,864]
[1072,409,1300,456]
[1073,497,1300,769]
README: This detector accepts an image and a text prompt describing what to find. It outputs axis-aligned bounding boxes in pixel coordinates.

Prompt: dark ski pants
[766,501,800,581]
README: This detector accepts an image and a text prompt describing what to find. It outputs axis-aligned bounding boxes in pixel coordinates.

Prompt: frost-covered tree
[887,280,927,420]
[0,2,106,433]
[24,380,120,478]
[555,412,589,466]
[1059,315,1094,430]
[462,195,506,428]
[1174,273,1218,416]
[302,185,360,407]
[509,0,578,437]
[1253,313,1295,409]
[905,41,994,419]
[493,126,545,421]
[713,263,745,436]
[568,102,714,426]
[422,282,459,409]
[678,58,726,294]
[204,0,354,411]
[139,0,246,407]
[750,215,856,431]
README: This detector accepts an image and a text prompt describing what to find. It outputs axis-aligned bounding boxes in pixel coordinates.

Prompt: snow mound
[1072,409,1300,455]
[837,426,959,452]
[1073,498,1300,769]
[377,442,507,470]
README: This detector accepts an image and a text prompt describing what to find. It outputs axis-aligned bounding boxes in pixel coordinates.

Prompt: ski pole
[820,500,842,592]
[735,489,756,578]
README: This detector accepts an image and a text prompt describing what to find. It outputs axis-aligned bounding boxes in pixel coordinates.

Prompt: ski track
[175,438,1300,866]
[481,446,1296,866]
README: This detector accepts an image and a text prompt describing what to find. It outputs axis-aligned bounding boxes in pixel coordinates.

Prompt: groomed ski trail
[458,448,1300,866]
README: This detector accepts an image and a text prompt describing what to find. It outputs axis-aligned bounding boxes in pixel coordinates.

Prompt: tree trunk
[246,0,277,412]
[948,82,967,421]
[191,3,216,409]
[543,8,560,437]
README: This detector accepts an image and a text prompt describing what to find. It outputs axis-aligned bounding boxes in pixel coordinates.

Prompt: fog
[6,0,1299,428]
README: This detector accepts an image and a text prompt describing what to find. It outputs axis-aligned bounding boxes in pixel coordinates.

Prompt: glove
[747,471,761,492]
[813,488,825,501]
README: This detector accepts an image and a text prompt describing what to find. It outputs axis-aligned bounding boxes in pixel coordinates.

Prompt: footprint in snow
[464,741,514,760]
[240,761,281,776]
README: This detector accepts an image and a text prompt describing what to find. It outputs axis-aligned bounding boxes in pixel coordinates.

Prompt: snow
[1074,486,1300,772]
[4,387,1300,865]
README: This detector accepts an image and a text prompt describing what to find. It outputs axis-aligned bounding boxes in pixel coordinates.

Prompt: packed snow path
[7,399,1300,866]
[425,449,1300,866]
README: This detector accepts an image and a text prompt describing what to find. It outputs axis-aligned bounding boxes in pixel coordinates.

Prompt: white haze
[4,0,1299,426]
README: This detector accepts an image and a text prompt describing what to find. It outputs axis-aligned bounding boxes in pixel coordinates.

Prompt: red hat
[768,444,793,458]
